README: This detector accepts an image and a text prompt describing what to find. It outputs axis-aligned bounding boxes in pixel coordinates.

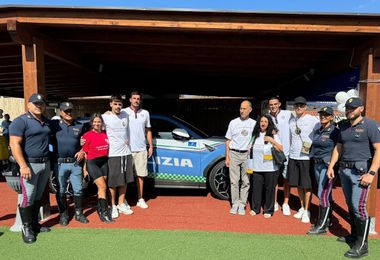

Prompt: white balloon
[337,103,345,113]
[335,91,348,104]
[347,89,359,98]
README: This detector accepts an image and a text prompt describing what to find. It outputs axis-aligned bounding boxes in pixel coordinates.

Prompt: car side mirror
[172,128,190,141]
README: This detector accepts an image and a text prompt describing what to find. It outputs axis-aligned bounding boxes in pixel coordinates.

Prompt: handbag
[271,147,287,166]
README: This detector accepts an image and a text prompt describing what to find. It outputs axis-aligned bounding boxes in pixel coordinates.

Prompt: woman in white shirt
[250,115,283,218]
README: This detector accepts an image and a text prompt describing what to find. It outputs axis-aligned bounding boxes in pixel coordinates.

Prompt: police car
[149,115,229,200]
[49,115,230,200]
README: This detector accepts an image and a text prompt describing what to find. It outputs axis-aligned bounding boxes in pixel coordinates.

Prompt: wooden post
[360,48,380,225]
[21,37,50,219]
[21,38,45,110]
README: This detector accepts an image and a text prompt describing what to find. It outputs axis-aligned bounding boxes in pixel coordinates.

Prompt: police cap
[345,97,363,108]
[28,93,46,103]
[318,106,334,115]
[60,102,74,111]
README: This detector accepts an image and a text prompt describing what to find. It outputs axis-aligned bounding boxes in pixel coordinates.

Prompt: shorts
[287,158,313,189]
[108,155,134,188]
[87,156,108,181]
[132,150,148,177]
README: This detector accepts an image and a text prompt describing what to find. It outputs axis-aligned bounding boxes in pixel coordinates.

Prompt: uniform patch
[355,128,364,133]
[188,141,196,147]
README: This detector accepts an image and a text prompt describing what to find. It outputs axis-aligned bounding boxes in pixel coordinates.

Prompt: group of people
[9,91,152,244]
[7,90,380,258]
[225,96,380,258]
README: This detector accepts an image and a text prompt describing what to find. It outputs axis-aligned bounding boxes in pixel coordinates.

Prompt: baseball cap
[60,102,74,111]
[294,96,307,105]
[318,106,334,115]
[28,93,46,103]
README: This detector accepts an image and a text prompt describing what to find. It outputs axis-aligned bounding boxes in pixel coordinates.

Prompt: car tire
[208,160,230,200]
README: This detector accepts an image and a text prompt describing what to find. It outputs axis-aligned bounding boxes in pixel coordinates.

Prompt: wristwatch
[369,170,376,176]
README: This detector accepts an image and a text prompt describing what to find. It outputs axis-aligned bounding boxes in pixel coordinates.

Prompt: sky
[1,0,380,14]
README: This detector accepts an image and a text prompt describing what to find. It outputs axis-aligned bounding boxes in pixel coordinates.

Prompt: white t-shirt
[289,114,319,160]
[252,133,282,172]
[102,111,131,157]
[123,107,151,152]
[268,110,292,158]
[225,117,256,151]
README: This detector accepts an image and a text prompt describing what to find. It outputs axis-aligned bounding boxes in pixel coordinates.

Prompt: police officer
[327,97,380,258]
[225,100,256,215]
[9,93,51,244]
[307,106,339,235]
[51,102,88,226]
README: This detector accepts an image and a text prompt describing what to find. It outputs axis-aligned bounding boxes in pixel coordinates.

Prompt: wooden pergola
[0,5,380,221]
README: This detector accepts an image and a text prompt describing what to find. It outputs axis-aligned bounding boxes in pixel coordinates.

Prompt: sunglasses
[294,103,306,108]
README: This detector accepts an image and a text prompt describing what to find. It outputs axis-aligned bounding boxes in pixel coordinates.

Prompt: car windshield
[172,115,209,139]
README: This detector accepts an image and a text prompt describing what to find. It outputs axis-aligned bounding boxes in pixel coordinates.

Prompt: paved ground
[1,179,380,237]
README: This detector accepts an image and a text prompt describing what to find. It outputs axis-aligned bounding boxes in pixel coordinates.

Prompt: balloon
[335,91,348,104]
[347,89,359,98]
[337,103,345,113]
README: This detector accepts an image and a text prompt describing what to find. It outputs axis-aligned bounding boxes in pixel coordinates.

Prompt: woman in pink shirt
[82,113,113,223]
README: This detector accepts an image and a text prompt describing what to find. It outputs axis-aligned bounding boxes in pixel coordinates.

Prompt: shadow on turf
[0,213,16,221]
[0,232,3,237]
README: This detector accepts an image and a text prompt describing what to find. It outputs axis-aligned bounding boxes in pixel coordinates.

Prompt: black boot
[19,205,36,244]
[307,205,330,235]
[56,195,69,226]
[74,196,89,224]
[98,198,114,223]
[338,210,357,244]
[344,217,370,258]
[32,200,51,233]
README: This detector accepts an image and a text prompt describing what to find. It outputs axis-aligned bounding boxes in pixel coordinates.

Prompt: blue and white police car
[149,115,229,200]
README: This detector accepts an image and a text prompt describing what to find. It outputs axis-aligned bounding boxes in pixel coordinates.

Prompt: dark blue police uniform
[308,106,339,235]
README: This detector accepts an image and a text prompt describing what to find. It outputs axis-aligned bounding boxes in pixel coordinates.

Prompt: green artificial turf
[0,226,380,259]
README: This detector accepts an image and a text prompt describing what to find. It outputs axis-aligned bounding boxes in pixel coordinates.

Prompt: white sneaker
[294,207,305,219]
[301,210,311,223]
[111,205,119,219]
[117,203,134,215]
[137,199,149,209]
[274,202,279,212]
[282,203,291,216]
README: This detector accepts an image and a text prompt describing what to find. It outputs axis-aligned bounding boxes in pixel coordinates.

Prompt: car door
[148,116,202,186]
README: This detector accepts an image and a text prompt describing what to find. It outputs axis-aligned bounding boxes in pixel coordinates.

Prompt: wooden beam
[359,48,380,220]
[7,20,94,73]
[2,16,380,34]
[22,38,45,109]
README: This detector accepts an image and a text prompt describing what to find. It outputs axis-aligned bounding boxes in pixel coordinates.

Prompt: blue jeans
[314,162,333,207]
[55,162,83,197]
[339,167,370,220]
[20,162,50,207]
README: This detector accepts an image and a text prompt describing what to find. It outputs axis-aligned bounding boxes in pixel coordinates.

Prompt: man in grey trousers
[225,100,256,215]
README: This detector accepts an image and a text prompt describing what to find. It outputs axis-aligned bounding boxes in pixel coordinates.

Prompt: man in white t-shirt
[288,96,319,224]
[102,95,134,218]
[267,96,293,215]
[123,91,153,209]
[225,100,256,215]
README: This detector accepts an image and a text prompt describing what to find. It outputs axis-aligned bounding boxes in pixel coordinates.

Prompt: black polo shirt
[311,123,339,162]
[338,117,380,162]
[9,112,51,158]
[50,119,84,159]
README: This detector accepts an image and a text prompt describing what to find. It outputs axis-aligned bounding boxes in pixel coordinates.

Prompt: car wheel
[48,171,58,194]
[48,171,74,196]
[208,160,230,200]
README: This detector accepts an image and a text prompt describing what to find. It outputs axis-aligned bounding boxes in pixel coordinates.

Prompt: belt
[230,149,248,153]
[27,157,49,163]
[313,158,324,164]
[58,157,76,163]
[339,161,356,169]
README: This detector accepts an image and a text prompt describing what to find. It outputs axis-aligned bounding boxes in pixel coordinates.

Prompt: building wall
[0,96,25,120]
